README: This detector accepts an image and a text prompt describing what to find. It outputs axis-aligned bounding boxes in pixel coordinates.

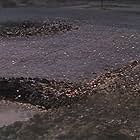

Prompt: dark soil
[0,20,77,38]
[0,60,139,140]
[0,77,85,109]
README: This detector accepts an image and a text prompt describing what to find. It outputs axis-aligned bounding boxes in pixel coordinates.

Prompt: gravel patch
[0,61,139,140]
[0,20,77,38]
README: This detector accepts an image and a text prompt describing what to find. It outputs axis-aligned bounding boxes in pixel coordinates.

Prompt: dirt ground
[0,3,140,140]
[0,61,139,140]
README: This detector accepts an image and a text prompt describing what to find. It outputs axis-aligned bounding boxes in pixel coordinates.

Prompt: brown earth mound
[0,61,139,140]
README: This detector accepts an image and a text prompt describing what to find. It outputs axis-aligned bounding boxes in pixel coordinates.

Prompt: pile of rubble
[0,60,139,140]
[0,20,77,38]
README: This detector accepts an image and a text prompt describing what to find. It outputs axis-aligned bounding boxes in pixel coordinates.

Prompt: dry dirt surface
[0,5,140,140]
[0,7,140,81]
[0,61,139,140]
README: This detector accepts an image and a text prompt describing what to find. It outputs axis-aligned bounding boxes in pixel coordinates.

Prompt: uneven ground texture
[0,8,140,81]
[0,20,76,38]
[0,61,139,140]
[0,5,140,140]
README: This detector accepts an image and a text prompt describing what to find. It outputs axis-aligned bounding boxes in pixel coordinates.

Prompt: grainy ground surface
[0,61,139,140]
[0,4,140,140]
[0,7,140,81]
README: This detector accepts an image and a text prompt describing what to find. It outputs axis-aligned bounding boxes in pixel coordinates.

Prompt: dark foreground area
[0,61,139,140]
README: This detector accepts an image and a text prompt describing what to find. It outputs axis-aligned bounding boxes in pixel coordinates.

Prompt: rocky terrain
[0,3,140,139]
[0,60,139,140]
[0,20,77,38]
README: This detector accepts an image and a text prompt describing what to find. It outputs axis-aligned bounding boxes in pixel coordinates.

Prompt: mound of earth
[0,61,139,140]
[0,20,77,38]
[0,77,85,109]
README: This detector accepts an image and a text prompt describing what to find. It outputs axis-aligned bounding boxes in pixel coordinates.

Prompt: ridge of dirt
[0,60,139,140]
[0,20,78,38]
